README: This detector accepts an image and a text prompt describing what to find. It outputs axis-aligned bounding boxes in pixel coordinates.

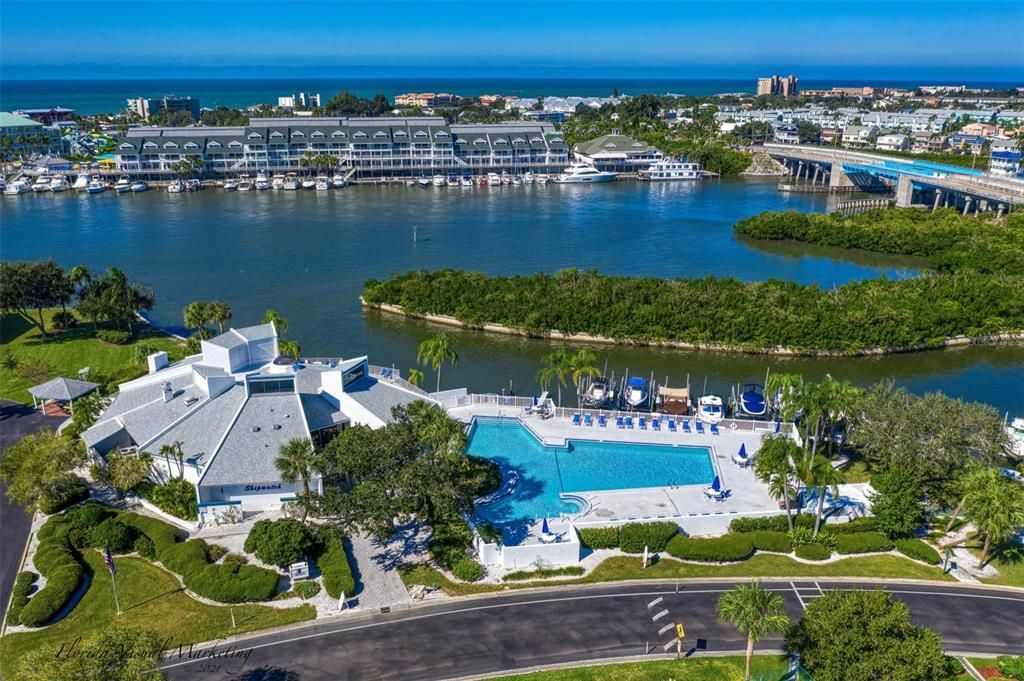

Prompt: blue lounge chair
[652,418,661,431]
[682,420,691,433]
[583,413,593,427]
[667,419,677,432]
[710,423,720,435]
[598,414,607,428]
[696,421,705,434]
[625,416,634,429]
[572,413,581,426]
[616,416,624,429]
[638,416,647,429]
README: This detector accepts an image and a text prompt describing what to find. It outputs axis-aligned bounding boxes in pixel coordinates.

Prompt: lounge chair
[710,423,720,435]
[682,420,691,433]
[638,416,647,430]
[583,413,593,427]
[598,414,607,428]
[703,487,727,501]
[652,418,661,431]
[616,416,624,429]
[732,453,751,467]
[625,416,634,429]
[572,413,581,426]
[667,419,677,432]
[695,421,705,434]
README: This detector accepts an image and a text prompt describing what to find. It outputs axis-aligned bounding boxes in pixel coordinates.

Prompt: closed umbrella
[711,475,721,492]
[738,443,747,460]
[542,517,550,535]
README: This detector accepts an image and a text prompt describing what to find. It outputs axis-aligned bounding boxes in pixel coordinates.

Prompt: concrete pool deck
[449,404,784,536]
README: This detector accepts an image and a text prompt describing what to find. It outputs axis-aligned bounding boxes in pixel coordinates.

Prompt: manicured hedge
[319,536,356,599]
[6,571,37,626]
[244,519,315,568]
[619,522,680,553]
[19,516,83,627]
[830,517,880,534]
[895,538,941,565]
[38,475,90,515]
[666,534,754,563]
[745,531,793,553]
[729,515,814,533]
[795,543,832,561]
[88,518,136,554]
[835,532,895,555]
[578,526,620,550]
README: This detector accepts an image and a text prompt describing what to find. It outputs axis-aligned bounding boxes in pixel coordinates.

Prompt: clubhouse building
[82,323,435,521]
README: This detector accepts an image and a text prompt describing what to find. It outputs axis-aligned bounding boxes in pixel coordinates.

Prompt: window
[248,377,295,396]
[494,138,508,145]
[455,137,468,144]
[332,130,345,138]
[530,137,542,143]
[229,141,242,148]
[394,130,407,137]
[342,364,366,387]
[373,131,387,138]
[512,137,525,144]
[143,142,157,149]
[119,143,135,150]
[163,142,178,149]
[434,131,449,138]
[270,131,284,139]
[353,131,367,139]
[312,131,325,138]
[207,141,222,148]
[291,130,305,138]
[247,132,262,140]
[184,142,199,149]
[414,131,427,138]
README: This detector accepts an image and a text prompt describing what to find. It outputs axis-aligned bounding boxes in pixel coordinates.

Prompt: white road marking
[647,597,663,609]
[651,609,670,622]
[791,581,807,609]
[658,623,675,636]
[662,639,678,652]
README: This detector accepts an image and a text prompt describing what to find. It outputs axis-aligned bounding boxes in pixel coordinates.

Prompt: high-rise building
[756,78,775,96]
[755,75,799,97]
[127,95,200,120]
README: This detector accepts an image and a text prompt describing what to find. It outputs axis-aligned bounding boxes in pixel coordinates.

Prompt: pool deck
[450,404,783,536]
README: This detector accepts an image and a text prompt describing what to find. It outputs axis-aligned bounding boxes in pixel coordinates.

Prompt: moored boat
[185,178,202,192]
[130,180,148,192]
[167,179,185,193]
[432,175,446,187]
[300,177,317,190]
[223,179,238,191]
[732,383,768,418]
[555,163,617,184]
[254,172,271,190]
[657,386,691,416]
[582,376,615,408]
[49,176,69,192]
[622,377,649,410]
[697,394,725,424]
[114,177,132,193]
[332,173,347,188]
[1004,416,1024,460]
[487,172,501,185]
[32,175,52,192]
[85,179,106,194]
[4,179,30,195]
[639,159,701,181]
[283,173,300,191]
[315,175,330,191]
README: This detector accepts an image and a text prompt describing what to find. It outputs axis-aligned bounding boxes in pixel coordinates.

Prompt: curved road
[161,579,1024,680]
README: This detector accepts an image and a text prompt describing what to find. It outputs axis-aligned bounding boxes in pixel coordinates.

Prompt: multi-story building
[113,116,569,179]
[127,95,201,121]
[989,141,1022,177]
[12,107,76,125]
[912,130,949,152]
[841,125,879,148]
[875,134,910,152]
[394,92,462,108]
[277,92,321,109]
[572,132,663,172]
[770,122,801,145]
[0,112,62,155]
[756,75,799,97]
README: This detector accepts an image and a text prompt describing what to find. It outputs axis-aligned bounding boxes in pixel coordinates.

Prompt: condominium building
[277,92,321,109]
[756,75,799,97]
[394,92,462,108]
[127,95,201,121]
[113,116,569,179]
[0,112,63,154]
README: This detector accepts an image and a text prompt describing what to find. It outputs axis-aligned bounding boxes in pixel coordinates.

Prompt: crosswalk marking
[651,608,670,622]
[658,623,675,636]
[647,597,664,609]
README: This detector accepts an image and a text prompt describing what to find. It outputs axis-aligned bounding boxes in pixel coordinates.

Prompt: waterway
[1,178,1021,414]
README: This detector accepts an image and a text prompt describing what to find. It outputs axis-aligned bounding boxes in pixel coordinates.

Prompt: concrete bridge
[761,143,1024,215]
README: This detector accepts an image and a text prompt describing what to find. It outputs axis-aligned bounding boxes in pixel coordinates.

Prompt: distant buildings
[395,92,462,108]
[841,125,878,148]
[127,95,200,121]
[12,107,76,125]
[989,140,1023,177]
[800,86,874,97]
[277,92,321,109]
[0,112,62,155]
[756,75,799,97]
[875,133,910,152]
[572,131,663,172]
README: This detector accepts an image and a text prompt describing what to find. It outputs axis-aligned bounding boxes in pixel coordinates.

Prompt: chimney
[147,351,169,374]
[162,382,173,403]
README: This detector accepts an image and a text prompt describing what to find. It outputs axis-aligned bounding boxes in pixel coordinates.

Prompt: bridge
[761,143,1024,215]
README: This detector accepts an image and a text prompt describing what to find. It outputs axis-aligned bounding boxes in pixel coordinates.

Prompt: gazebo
[28,377,100,416]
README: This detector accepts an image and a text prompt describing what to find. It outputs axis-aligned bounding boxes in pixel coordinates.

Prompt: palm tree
[964,472,1024,566]
[275,438,319,523]
[764,372,804,421]
[717,580,791,681]
[807,452,844,536]
[262,308,288,336]
[753,435,800,531]
[407,368,425,387]
[417,332,459,392]
[536,348,571,406]
[183,301,212,338]
[566,350,600,407]
[208,300,232,334]
[944,461,994,533]
[158,441,185,480]
[279,339,301,360]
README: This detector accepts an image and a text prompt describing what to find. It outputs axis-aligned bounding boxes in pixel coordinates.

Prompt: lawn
[400,553,952,597]
[965,657,1016,681]
[494,656,794,681]
[0,551,315,681]
[0,309,183,405]
[966,539,1024,588]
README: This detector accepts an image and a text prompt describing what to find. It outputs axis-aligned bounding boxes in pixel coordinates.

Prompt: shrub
[66,501,114,534]
[830,516,879,534]
[7,571,37,626]
[729,515,814,533]
[143,478,198,520]
[52,311,77,330]
[88,518,136,553]
[451,558,484,582]
[578,526,620,550]
[477,523,502,546]
[318,536,355,599]
[503,566,586,581]
[132,535,156,560]
[38,475,90,515]
[619,522,680,553]
[294,581,321,599]
[666,534,754,562]
[222,553,248,567]
[185,561,279,603]
[795,542,832,561]
[745,531,793,553]
[18,516,83,627]
[1,350,17,370]
[429,512,475,572]
[814,530,838,551]
[205,543,229,563]
[997,655,1024,681]
[244,519,315,568]
[96,329,132,345]
[835,532,895,555]
[788,526,816,547]
[895,538,941,565]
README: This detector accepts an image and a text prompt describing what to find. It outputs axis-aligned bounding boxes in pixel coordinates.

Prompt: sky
[1,0,1022,81]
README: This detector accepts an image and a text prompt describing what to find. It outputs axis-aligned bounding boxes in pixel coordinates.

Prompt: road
[161,579,1024,681]
[0,400,65,626]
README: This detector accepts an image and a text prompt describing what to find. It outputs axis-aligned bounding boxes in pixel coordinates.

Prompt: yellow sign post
[676,623,685,640]
[675,623,685,659]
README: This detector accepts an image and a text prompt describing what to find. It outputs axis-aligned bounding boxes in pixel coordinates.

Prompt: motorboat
[114,177,132,193]
[732,383,768,418]
[622,377,649,410]
[657,386,691,416]
[236,175,253,191]
[85,179,106,194]
[511,174,523,185]
[582,377,614,408]
[431,175,446,187]
[167,179,185,193]
[332,173,347,188]
[1004,416,1024,460]
[416,177,431,188]
[254,172,271,190]
[555,163,618,184]
[697,395,725,424]
[500,172,511,185]
[32,175,52,192]
[405,179,416,187]
[315,176,330,191]
[536,173,550,184]
[223,179,238,191]
[130,181,148,192]
[639,159,701,181]
[49,176,69,192]
[271,174,285,190]
[523,172,535,184]
[72,173,93,191]
[283,174,300,191]
[4,179,30,195]
[300,177,317,190]
[185,179,202,192]
[460,176,473,188]
[476,175,488,186]
[487,172,501,185]
[446,176,459,187]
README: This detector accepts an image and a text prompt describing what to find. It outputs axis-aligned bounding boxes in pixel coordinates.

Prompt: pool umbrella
[542,517,550,534]
[738,443,747,460]
[711,475,721,492]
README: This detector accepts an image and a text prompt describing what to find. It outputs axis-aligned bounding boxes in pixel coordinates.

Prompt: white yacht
[315,175,330,191]
[445,175,459,187]
[535,173,550,184]
[4,179,30,195]
[460,176,473,188]
[73,173,93,191]
[283,174,300,191]
[487,172,501,185]
[639,159,701,181]
[271,174,285,190]
[49,176,69,192]
[114,177,132,193]
[130,180,148,192]
[32,175,53,192]
[254,172,271,190]
[331,173,347,188]
[168,179,186,193]
[431,175,446,187]
[416,177,431,187]
[500,172,511,185]
[696,395,725,424]
[1004,416,1024,460]
[511,175,523,186]
[622,377,649,410]
[236,175,253,191]
[523,172,535,184]
[223,179,238,191]
[85,179,106,194]
[301,177,317,190]
[554,164,617,184]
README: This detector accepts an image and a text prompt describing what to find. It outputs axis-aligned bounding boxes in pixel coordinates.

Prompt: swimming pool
[467,417,715,530]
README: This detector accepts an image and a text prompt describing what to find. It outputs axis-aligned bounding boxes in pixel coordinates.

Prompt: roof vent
[273,424,282,430]
[252,425,261,433]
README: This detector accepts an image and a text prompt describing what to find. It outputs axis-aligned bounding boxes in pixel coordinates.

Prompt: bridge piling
[962,197,972,216]
[933,191,942,212]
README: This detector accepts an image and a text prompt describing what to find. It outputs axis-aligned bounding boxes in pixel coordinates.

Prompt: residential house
[842,125,879,148]
[875,134,910,152]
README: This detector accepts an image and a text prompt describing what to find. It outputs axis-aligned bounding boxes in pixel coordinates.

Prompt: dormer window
[530,137,542,143]
[207,141,221,148]
[229,141,242,148]
[550,137,564,144]
[631,142,645,148]
[312,131,325,138]
[373,131,387,138]
[394,130,407,137]
[353,131,367,139]
[247,132,262,140]
[163,142,178,149]
[291,130,304,138]
[119,143,135,150]
[414,131,427,138]
[473,138,486,145]
[184,142,199,149]
[494,138,508,145]
[512,137,526,144]
[143,142,157,149]
[434,131,449,138]
[270,131,284,139]
[456,138,468,144]
[331,130,344,137]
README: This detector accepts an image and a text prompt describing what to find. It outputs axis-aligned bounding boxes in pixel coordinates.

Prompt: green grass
[400,553,952,597]
[0,309,183,405]
[965,538,1024,588]
[0,551,315,681]
[964,658,1013,681]
[493,656,791,680]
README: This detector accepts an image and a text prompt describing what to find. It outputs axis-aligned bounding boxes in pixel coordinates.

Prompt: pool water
[467,417,715,532]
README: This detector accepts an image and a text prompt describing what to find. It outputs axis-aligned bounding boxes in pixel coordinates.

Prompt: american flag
[104,544,116,576]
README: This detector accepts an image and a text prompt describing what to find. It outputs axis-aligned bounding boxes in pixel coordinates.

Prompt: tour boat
[85,179,107,194]
[49,176,69,192]
[254,172,271,190]
[638,159,701,181]
[223,179,238,191]
[431,175,446,187]
[283,174,300,191]
[167,179,185,193]
[555,164,618,184]
[582,377,614,408]
[32,175,53,192]
[487,172,501,185]
[315,176,330,191]
[4,179,30,195]
[130,181,148,192]
[331,173,347,188]
[732,383,768,418]
[114,177,132,193]
[622,377,649,410]
[301,177,317,190]
[696,395,725,424]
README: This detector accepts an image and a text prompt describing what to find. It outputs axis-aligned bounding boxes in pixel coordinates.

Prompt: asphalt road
[161,579,1024,681]
[0,399,64,626]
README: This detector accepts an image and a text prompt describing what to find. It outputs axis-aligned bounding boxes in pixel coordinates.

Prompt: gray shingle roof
[343,376,425,423]
[28,377,99,401]
[144,385,247,465]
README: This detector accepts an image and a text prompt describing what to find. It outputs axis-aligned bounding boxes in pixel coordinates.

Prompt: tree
[417,332,459,392]
[0,260,74,336]
[753,435,800,531]
[717,580,790,681]
[869,467,925,538]
[943,461,994,532]
[787,589,954,681]
[157,441,185,480]
[183,300,212,338]
[806,452,844,536]
[536,348,571,406]
[77,267,155,334]
[105,450,152,492]
[262,308,288,336]
[279,339,301,360]
[208,300,232,333]
[407,368,424,387]
[566,350,600,406]
[16,625,167,681]
[0,432,87,513]
[275,438,320,523]
[963,472,1024,566]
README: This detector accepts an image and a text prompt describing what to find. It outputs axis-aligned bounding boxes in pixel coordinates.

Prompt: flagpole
[110,569,121,615]
[105,545,121,615]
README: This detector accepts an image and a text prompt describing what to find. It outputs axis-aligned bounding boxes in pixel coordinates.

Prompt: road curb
[0,510,38,637]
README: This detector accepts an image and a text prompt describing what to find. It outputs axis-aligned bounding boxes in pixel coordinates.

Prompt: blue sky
[1,0,1022,80]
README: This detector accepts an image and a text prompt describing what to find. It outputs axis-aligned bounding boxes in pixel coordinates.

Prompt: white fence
[475,525,582,569]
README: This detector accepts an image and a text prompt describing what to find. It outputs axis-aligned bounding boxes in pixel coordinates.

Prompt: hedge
[38,475,90,515]
[243,519,314,568]
[830,517,879,534]
[666,534,754,563]
[319,536,356,599]
[18,516,83,627]
[795,543,832,561]
[895,538,941,565]
[451,558,485,582]
[6,571,37,626]
[835,532,895,555]
[619,522,680,553]
[88,519,136,554]
[745,531,793,553]
[729,515,814,533]
[578,526,620,550]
